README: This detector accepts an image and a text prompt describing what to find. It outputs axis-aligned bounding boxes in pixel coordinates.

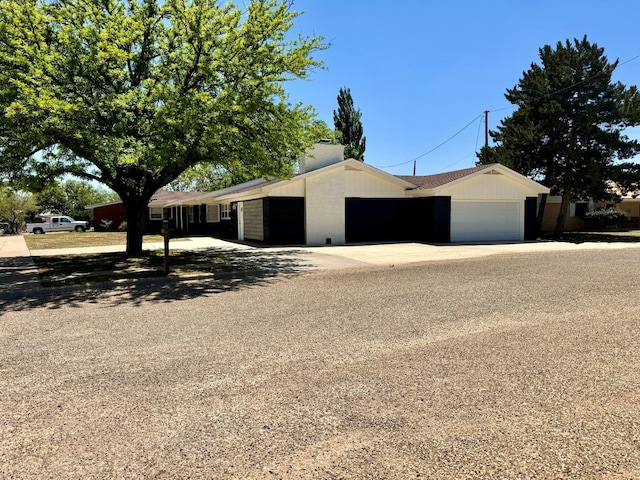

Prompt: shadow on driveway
[0,247,314,313]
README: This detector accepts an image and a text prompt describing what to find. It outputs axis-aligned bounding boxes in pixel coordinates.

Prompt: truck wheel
[75,226,86,232]
[33,228,44,234]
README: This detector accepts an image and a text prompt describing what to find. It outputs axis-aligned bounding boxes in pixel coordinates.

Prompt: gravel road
[2,248,639,479]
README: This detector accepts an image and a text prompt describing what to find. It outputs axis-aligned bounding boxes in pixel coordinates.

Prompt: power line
[378,114,483,168]
[435,151,477,173]
[378,51,640,172]
[487,51,640,115]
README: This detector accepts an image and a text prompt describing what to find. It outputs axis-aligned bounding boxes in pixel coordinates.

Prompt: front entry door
[237,202,244,241]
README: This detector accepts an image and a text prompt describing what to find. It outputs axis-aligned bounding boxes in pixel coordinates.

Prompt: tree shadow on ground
[0,247,314,313]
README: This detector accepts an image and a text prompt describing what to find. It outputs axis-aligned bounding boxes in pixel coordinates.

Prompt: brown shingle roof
[396,164,494,189]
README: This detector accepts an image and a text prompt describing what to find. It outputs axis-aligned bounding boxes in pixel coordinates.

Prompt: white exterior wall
[268,180,305,197]
[438,172,538,200]
[345,169,407,198]
[305,169,345,245]
[242,199,264,242]
[299,143,344,173]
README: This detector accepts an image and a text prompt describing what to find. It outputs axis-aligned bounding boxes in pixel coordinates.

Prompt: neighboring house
[88,190,204,233]
[540,185,640,233]
[611,194,640,228]
[597,184,640,229]
[86,143,551,244]
[86,201,126,231]
[539,197,593,232]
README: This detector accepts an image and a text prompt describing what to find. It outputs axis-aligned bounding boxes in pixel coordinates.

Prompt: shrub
[118,221,127,232]
[583,208,627,230]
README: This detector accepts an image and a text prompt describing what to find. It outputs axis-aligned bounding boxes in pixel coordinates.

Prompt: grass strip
[32,250,259,287]
[24,231,177,250]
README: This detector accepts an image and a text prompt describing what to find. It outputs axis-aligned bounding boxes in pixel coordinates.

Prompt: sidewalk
[4,233,640,298]
[0,234,41,297]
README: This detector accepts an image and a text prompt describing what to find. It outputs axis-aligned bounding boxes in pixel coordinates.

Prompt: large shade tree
[0,0,324,254]
[478,37,640,235]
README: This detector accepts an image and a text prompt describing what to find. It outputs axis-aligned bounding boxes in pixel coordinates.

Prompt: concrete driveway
[6,232,640,268]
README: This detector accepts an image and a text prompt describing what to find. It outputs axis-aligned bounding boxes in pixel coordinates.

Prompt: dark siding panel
[264,197,305,245]
[432,196,451,243]
[345,198,415,243]
[411,196,451,243]
[524,196,538,240]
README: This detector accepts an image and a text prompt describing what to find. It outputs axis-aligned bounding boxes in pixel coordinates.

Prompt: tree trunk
[123,198,147,256]
[537,193,548,235]
[554,188,572,236]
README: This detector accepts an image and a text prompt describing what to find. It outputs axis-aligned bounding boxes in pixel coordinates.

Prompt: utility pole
[484,110,489,148]
[413,159,416,176]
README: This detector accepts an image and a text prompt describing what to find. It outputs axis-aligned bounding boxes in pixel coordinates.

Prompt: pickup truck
[26,216,90,234]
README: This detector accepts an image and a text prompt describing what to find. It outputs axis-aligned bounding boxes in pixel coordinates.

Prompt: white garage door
[451,202,522,242]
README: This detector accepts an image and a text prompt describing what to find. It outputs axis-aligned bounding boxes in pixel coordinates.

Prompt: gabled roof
[214,158,416,201]
[397,164,493,189]
[399,163,549,195]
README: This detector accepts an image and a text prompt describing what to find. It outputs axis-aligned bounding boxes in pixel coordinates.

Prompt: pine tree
[479,37,640,235]
[333,87,366,161]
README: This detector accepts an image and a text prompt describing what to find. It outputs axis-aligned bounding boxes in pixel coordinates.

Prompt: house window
[206,204,220,223]
[221,204,231,220]
[188,206,195,223]
[149,207,163,220]
[570,202,589,217]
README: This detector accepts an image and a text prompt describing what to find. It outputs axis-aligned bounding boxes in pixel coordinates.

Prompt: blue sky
[283,0,640,176]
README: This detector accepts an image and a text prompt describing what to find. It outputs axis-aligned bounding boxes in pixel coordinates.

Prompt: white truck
[26,215,90,234]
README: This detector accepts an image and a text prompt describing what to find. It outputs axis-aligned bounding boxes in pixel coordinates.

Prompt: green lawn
[24,231,169,250]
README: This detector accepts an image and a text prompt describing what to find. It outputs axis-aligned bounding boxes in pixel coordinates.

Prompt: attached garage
[400,164,549,243]
[450,201,523,242]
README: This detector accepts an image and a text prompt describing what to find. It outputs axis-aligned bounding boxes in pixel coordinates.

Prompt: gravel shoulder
[2,248,639,479]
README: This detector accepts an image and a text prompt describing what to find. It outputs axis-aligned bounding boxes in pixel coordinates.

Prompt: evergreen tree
[333,87,366,161]
[478,37,640,235]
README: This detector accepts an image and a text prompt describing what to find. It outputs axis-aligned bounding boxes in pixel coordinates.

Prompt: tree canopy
[36,179,118,220]
[0,0,324,254]
[478,37,640,234]
[333,87,366,162]
[0,187,38,234]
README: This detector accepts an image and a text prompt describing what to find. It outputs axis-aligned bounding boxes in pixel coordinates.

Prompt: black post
[162,219,170,275]
[484,110,489,148]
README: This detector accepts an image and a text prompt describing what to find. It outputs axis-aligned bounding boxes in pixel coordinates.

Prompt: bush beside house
[583,208,628,230]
